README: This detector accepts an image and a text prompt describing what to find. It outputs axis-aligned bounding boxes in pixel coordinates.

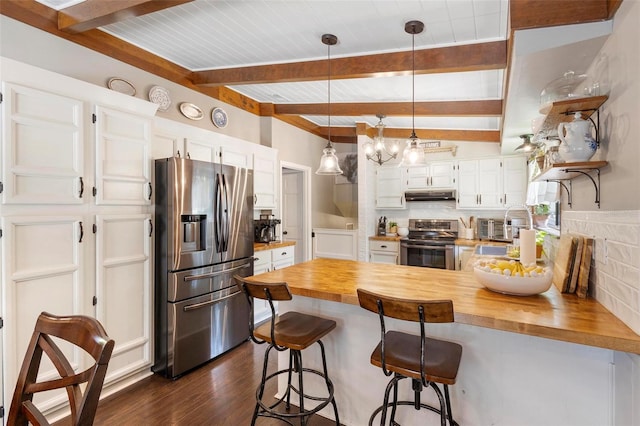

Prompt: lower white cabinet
[252,245,295,324]
[369,239,399,264]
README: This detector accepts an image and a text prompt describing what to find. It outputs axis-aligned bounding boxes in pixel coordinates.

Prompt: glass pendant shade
[316,144,343,175]
[315,33,343,176]
[400,133,426,166]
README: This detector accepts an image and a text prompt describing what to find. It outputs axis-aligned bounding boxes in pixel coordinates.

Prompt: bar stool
[235,275,340,426]
[357,288,462,426]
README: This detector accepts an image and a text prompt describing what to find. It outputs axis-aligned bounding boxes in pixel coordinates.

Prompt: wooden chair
[357,288,462,426]
[8,312,115,426]
[234,275,340,426]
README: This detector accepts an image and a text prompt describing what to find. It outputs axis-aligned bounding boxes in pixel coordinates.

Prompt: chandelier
[363,114,400,165]
[315,33,343,176]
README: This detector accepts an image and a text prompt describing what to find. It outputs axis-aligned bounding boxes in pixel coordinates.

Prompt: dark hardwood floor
[54,341,337,426]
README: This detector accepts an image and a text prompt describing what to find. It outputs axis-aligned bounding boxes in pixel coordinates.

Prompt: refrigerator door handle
[215,173,224,253]
[183,263,250,282]
[222,174,230,252]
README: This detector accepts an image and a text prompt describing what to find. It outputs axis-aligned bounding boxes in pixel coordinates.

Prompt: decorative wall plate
[148,85,171,111]
[211,107,228,128]
[107,77,136,96]
[179,102,204,120]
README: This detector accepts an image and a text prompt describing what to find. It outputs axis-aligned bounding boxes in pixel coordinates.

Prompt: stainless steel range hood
[404,190,456,202]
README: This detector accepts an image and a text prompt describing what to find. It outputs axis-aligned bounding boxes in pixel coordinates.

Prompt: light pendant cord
[328,38,331,147]
[412,27,415,138]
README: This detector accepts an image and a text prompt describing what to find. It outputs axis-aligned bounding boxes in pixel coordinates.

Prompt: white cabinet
[1,83,85,205]
[252,245,295,324]
[1,61,158,420]
[369,239,399,264]
[455,245,475,271]
[184,136,253,168]
[405,161,454,190]
[2,215,87,412]
[253,146,278,210]
[95,214,152,385]
[456,158,503,209]
[94,106,152,206]
[502,156,528,207]
[376,167,405,209]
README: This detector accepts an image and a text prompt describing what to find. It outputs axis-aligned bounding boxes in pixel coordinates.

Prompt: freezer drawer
[168,259,252,302]
[165,288,250,378]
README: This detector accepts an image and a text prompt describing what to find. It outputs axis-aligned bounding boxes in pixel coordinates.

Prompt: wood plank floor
[54,341,338,426]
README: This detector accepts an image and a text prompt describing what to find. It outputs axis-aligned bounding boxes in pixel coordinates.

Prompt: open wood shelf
[536,95,608,137]
[533,161,608,208]
[533,161,608,181]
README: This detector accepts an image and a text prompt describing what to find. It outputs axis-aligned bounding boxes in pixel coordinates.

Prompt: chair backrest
[357,288,454,323]
[234,275,292,302]
[8,312,115,426]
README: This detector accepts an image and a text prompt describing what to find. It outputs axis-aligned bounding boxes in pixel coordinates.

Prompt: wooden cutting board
[576,238,594,298]
[568,236,584,294]
[552,234,578,293]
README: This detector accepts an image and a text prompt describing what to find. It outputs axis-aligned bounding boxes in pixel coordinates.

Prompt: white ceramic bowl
[473,267,553,296]
[397,227,409,237]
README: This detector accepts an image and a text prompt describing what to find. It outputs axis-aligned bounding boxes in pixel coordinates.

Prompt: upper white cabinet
[184,136,252,168]
[253,145,278,209]
[405,161,454,190]
[502,156,528,207]
[376,166,405,209]
[457,156,527,209]
[94,106,152,205]
[1,83,85,205]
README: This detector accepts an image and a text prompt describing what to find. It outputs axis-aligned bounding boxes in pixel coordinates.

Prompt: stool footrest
[368,401,459,426]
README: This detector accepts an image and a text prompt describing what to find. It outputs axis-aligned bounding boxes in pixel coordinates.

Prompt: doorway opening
[280,161,312,264]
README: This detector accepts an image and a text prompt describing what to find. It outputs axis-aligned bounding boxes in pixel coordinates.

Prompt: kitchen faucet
[503,204,533,242]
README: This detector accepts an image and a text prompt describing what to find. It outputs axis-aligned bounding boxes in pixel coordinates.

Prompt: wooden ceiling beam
[57,0,193,34]
[191,41,507,87]
[273,100,503,117]
[510,0,614,30]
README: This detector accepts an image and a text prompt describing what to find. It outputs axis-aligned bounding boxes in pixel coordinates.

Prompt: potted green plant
[532,204,550,227]
[535,230,547,258]
[388,221,398,235]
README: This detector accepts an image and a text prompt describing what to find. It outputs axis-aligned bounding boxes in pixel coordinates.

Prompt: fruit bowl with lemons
[473,258,553,296]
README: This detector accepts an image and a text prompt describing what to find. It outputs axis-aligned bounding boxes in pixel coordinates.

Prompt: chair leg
[379,374,402,426]
[429,382,447,426]
[253,344,274,426]
[317,340,340,426]
[285,349,294,410]
[443,384,455,426]
[389,375,400,425]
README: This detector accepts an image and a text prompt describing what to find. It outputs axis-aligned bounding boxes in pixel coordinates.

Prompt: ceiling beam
[58,0,193,34]
[273,100,503,117]
[191,41,507,87]
[510,0,613,30]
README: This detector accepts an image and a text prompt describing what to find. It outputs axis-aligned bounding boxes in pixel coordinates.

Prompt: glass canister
[540,71,588,107]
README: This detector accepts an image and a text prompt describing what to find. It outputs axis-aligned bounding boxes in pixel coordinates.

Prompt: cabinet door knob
[381,245,387,248]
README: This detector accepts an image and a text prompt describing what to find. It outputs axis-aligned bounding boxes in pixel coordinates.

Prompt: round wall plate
[211,107,228,128]
[179,102,204,120]
[148,85,171,111]
[107,77,136,96]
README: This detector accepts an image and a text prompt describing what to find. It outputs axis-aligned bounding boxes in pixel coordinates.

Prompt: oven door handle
[401,244,447,250]
[183,291,241,312]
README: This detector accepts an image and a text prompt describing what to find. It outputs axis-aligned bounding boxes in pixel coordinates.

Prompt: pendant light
[514,134,540,152]
[363,114,400,165]
[400,20,426,167]
[316,34,343,176]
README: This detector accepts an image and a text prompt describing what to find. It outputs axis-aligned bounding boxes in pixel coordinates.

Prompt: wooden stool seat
[371,330,462,385]
[254,311,336,351]
[235,275,340,426]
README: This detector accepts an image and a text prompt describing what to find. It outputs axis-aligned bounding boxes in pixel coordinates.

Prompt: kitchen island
[249,258,640,425]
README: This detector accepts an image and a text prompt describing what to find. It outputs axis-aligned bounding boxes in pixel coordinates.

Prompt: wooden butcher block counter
[248,258,640,355]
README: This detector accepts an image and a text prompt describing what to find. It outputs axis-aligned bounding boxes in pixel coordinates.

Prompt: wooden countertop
[369,235,402,242]
[454,238,508,247]
[248,258,640,355]
[253,241,296,252]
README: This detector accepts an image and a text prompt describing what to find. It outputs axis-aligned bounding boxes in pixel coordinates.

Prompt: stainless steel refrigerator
[153,157,253,378]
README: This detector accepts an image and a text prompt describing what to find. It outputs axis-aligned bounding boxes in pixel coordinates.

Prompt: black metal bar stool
[357,288,462,426]
[235,275,340,426]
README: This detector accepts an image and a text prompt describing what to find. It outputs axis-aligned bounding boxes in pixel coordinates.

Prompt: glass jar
[540,71,588,107]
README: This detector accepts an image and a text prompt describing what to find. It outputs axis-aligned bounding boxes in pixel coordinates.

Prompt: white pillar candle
[519,229,537,266]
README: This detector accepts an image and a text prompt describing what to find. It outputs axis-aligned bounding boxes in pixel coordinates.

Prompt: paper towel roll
[519,229,537,266]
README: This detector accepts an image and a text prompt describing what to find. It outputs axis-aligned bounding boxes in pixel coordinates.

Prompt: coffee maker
[254,215,281,243]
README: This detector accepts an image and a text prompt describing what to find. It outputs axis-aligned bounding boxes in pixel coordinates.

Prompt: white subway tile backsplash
[561,210,640,334]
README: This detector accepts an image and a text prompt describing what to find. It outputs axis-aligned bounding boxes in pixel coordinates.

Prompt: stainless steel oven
[399,219,458,270]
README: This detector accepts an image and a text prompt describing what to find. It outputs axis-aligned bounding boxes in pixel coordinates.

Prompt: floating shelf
[533,161,608,208]
[535,95,608,139]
